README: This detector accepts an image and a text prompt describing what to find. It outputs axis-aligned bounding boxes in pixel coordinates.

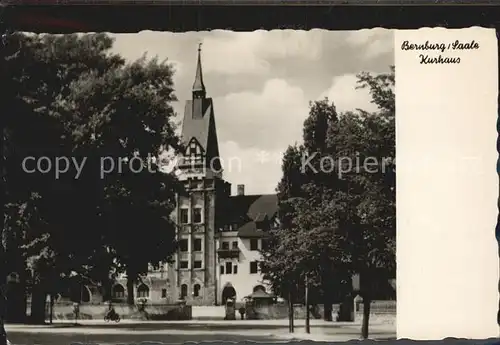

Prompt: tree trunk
[126,276,135,305]
[361,296,371,339]
[338,294,354,322]
[0,313,6,345]
[323,294,333,321]
[49,294,54,324]
[288,290,294,333]
[0,238,7,345]
[6,279,27,323]
[0,283,7,345]
[30,283,47,325]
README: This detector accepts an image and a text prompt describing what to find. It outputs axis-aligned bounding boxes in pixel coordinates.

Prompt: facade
[106,46,278,306]
[162,46,278,306]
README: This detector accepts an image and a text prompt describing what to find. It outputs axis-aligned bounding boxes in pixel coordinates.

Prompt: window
[220,265,224,275]
[250,261,258,274]
[180,261,188,269]
[179,239,188,252]
[221,241,229,250]
[232,241,238,249]
[193,208,202,223]
[262,239,269,251]
[194,260,202,269]
[189,142,197,157]
[181,284,188,299]
[161,288,167,298]
[112,284,125,298]
[193,284,201,297]
[250,239,259,251]
[180,208,189,224]
[225,262,233,274]
[137,284,150,298]
[259,262,268,274]
[233,265,238,274]
[194,238,202,251]
[189,142,202,161]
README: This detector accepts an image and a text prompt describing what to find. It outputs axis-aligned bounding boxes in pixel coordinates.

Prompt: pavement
[5,319,396,344]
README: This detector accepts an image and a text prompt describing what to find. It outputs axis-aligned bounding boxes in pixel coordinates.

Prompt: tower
[168,44,231,305]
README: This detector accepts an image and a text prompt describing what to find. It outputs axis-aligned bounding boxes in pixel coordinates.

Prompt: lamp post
[305,273,310,334]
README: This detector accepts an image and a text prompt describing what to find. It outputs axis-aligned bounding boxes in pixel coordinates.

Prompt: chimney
[237,184,245,196]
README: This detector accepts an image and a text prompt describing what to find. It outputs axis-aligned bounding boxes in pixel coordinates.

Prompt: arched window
[181,284,188,299]
[81,286,92,303]
[193,284,201,297]
[112,284,125,298]
[137,284,150,298]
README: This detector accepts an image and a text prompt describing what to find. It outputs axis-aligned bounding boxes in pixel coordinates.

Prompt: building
[163,45,278,306]
[48,46,395,307]
[110,45,278,306]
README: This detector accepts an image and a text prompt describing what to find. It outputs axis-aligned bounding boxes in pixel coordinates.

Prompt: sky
[110,29,394,195]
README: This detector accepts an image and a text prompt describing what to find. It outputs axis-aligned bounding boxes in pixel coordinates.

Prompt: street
[5,320,396,344]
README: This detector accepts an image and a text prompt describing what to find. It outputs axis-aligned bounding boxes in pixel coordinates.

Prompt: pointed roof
[192,43,205,93]
[181,99,213,149]
[180,44,221,167]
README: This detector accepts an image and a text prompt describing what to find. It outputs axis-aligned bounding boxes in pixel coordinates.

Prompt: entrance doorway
[221,283,236,304]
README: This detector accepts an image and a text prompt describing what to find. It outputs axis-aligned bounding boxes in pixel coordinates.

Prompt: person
[107,303,116,316]
[1,286,9,345]
[0,322,7,345]
[238,306,245,320]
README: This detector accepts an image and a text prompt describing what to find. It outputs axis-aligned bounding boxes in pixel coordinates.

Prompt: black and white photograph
[2,28,395,345]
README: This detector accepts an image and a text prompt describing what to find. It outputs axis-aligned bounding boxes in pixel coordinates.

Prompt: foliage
[2,33,182,322]
[261,66,395,335]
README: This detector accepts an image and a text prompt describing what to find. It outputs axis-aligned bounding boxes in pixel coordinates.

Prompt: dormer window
[190,142,199,154]
[254,213,268,231]
[187,139,203,163]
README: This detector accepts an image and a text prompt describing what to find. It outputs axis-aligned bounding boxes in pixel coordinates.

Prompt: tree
[1,26,29,343]
[261,66,395,338]
[262,100,346,325]
[57,55,182,304]
[327,67,395,338]
[2,33,182,323]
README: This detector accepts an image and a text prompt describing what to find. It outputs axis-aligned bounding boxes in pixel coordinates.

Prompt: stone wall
[33,302,192,321]
[354,300,396,325]
[245,300,396,321]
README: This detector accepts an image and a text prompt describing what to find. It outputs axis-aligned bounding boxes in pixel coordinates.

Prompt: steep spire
[192,43,206,98]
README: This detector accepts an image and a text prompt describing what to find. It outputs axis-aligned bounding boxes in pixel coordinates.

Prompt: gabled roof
[181,99,213,151]
[224,194,278,238]
[186,137,205,154]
